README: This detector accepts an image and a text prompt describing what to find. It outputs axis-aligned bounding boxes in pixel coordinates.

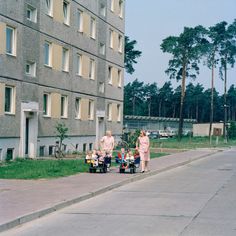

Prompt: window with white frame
[89,59,95,80]
[27,4,37,22]
[44,41,52,67]
[108,66,112,84]
[63,0,70,25]
[43,93,51,116]
[62,48,69,72]
[107,103,112,121]
[99,43,105,55]
[61,95,68,118]
[5,86,15,114]
[118,34,123,53]
[76,54,82,76]
[90,17,96,39]
[99,82,105,93]
[111,0,115,12]
[77,9,83,32]
[6,26,16,56]
[117,104,121,122]
[119,0,124,18]
[118,69,122,87]
[100,3,106,16]
[75,98,81,119]
[25,61,36,77]
[88,100,94,120]
[45,0,53,16]
[109,29,114,48]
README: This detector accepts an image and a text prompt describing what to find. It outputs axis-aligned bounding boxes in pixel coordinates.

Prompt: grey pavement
[0,148,223,233]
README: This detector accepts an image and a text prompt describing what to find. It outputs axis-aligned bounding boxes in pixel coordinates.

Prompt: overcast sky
[125,0,236,94]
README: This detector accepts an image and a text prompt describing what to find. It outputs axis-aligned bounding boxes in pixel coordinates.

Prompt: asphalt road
[3,148,236,236]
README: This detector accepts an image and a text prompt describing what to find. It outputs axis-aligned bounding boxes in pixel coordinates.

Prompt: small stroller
[88,155,111,173]
[117,151,140,174]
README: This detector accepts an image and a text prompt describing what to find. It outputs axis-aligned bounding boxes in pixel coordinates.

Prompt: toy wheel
[133,166,136,173]
[103,166,107,173]
[130,168,134,174]
[89,168,92,173]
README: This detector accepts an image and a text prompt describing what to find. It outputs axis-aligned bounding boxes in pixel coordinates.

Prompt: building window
[45,0,53,16]
[27,4,37,23]
[108,66,112,84]
[62,48,69,72]
[43,93,51,116]
[88,100,94,120]
[119,0,124,18]
[77,9,83,32]
[117,104,121,122]
[25,61,36,77]
[107,103,112,121]
[75,98,81,119]
[6,26,16,56]
[109,29,114,48]
[99,82,105,93]
[39,146,45,156]
[99,43,105,55]
[63,0,70,25]
[100,3,106,16]
[76,54,82,76]
[6,148,14,160]
[118,34,123,53]
[44,42,52,67]
[111,0,115,12]
[5,86,15,114]
[89,59,95,80]
[89,143,93,151]
[118,69,122,87]
[61,95,68,118]
[49,146,54,156]
[90,17,96,39]
[0,149,2,161]
[83,143,86,152]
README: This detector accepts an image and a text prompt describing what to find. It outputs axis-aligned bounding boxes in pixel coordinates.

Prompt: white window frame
[99,43,105,55]
[44,41,52,67]
[45,0,53,17]
[118,69,122,87]
[109,29,114,48]
[90,17,96,39]
[75,97,81,119]
[43,93,51,117]
[62,47,69,72]
[89,58,95,80]
[63,0,70,25]
[88,100,94,120]
[4,86,15,115]
[119,0,124,18]
[117,104,121,122]
[76,54,82,76]
[108,66,112,85]
[61,95,68,118]
[107,103,112,121]
[99,82,105,93]
[100,3,106,17]
[26,4,37,23]
[6,26,16,56]
[111,0,115,12]
[118,34,123,53]
[77,9,83,32]
[25,61,36,77]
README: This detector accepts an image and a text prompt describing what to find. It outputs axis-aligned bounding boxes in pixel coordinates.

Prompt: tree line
[125,20,236,141]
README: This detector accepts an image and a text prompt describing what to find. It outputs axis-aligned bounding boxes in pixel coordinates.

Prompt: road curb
[0,150,219,233]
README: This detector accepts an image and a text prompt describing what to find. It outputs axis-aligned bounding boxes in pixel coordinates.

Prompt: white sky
[125,0,236,94]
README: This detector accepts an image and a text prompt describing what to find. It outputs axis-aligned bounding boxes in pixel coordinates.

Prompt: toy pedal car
[119,157,140,174]
[88,156,111,173]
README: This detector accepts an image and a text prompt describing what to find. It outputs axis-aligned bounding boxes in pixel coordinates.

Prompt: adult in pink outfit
[136,130,150,173]
[100,130,115,156]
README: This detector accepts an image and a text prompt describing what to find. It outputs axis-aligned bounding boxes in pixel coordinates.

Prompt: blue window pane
[44,43,49,65]
[6,27,13,54]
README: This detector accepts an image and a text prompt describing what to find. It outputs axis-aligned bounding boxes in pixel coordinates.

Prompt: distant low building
[124,115,196,133]
[193,123,223,137]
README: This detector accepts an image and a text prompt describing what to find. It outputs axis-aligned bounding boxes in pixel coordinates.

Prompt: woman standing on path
[136,130,150,173]
[100,130,115,156]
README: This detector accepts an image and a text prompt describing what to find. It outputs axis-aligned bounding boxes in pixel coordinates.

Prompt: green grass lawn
[0,152,168,179]
[151,136,236,149]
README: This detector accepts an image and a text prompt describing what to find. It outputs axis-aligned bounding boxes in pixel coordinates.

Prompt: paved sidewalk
[0,149,222,232]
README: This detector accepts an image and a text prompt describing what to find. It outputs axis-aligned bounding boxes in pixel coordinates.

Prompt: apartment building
[0,0,125,159]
